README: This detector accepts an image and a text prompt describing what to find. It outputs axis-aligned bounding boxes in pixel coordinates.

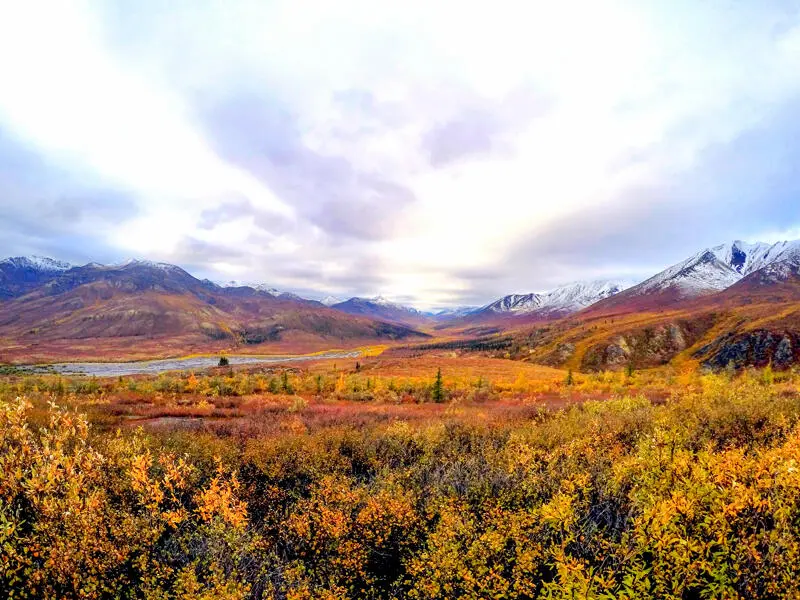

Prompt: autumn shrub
[0,397,253,599]
[5,371,800,598]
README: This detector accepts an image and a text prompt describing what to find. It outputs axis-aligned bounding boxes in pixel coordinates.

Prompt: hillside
[497,257,800,372]
[588,240,800,315]
[0,259,427,362]
[331,296,430,327]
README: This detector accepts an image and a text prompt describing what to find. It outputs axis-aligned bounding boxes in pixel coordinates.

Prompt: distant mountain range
[330,295,428,326]
[3,238,800,365]
[0,258,427,362]
[472,280,628,320]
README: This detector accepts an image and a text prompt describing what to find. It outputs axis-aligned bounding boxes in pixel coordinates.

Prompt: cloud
[481,96,800,300]
[197,195,294,235]
[193,91,418,241]
[424,109,503,167]
[0,0,799,308]
[0,129,140,263]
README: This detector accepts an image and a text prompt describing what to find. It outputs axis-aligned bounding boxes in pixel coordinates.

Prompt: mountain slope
[496,254,800,372]
[470,280,627,321]
[0,258,427,362]
[331,296,429,326]
[430,306,480,319]
[586,240,800,315]
[709,239,800,276]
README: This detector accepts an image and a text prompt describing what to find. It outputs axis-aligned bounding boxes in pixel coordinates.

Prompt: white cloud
[0,0,799,308]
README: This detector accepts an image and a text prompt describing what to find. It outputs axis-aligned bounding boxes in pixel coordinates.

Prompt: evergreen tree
[218,355,229,367]
[432,368,444,403]
[565,369,574,386]
[281,371,294,394]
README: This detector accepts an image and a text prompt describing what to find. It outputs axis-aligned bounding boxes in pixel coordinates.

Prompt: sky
[1,0,800,309]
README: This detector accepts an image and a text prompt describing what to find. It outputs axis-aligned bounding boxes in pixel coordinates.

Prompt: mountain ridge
[585,239,800,315]
[0,257,428,362]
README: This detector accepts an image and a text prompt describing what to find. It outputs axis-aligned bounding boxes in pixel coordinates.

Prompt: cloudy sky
[1,0,800,308]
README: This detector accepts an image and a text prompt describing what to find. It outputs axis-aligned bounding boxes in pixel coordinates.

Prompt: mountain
[471,280,627,320]
[709,239,800,276]
[587,239,800,315]
[430,306,479,319]
[331,295,429,326]
[0,256,72,300]
[219,280,289,297]
[495,248,800,373]
[0,258,427,362]
[689,256,800,370]
[714,253,800,300]
[321,295,342,306]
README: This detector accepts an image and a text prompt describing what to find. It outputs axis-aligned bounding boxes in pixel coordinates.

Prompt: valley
[3,238,800,372]
[5,3,800,596]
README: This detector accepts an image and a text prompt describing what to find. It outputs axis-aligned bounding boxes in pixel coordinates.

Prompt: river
[24,351,361,377]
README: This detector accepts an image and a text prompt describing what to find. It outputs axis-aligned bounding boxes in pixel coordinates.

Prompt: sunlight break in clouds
[0,0,799,308]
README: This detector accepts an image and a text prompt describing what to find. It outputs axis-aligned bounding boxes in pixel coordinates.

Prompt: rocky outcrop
[581,318,715,371]
[695,330,800,370]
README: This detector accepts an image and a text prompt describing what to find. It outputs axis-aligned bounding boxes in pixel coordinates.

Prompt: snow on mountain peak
[216,280,281,295]
[481,280,629,316]
[629,248,741,297]
[113,258,186,273]
[1,256,72,272]
[623,238,800,299]
[253,283,281,295]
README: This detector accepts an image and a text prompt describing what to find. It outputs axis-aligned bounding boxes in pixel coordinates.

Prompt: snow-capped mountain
[1,256,72,272]
[321,295,342,306]
[708,240,800,277]
[112,258,187,273]
[587,239,800,314]
[330,296,427,325]
[253,283,281,295]
[624,250,742,298]
[218,280,280,294]
[482,293,542,314]
[430,306,480,318]
[0,256,73,299]
[724,250,800,290]
[628,239,800,298]
[476,280,628,318]
[370,295,402,307]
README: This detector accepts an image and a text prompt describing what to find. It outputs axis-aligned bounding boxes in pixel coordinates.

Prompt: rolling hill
[0,258,427,362]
